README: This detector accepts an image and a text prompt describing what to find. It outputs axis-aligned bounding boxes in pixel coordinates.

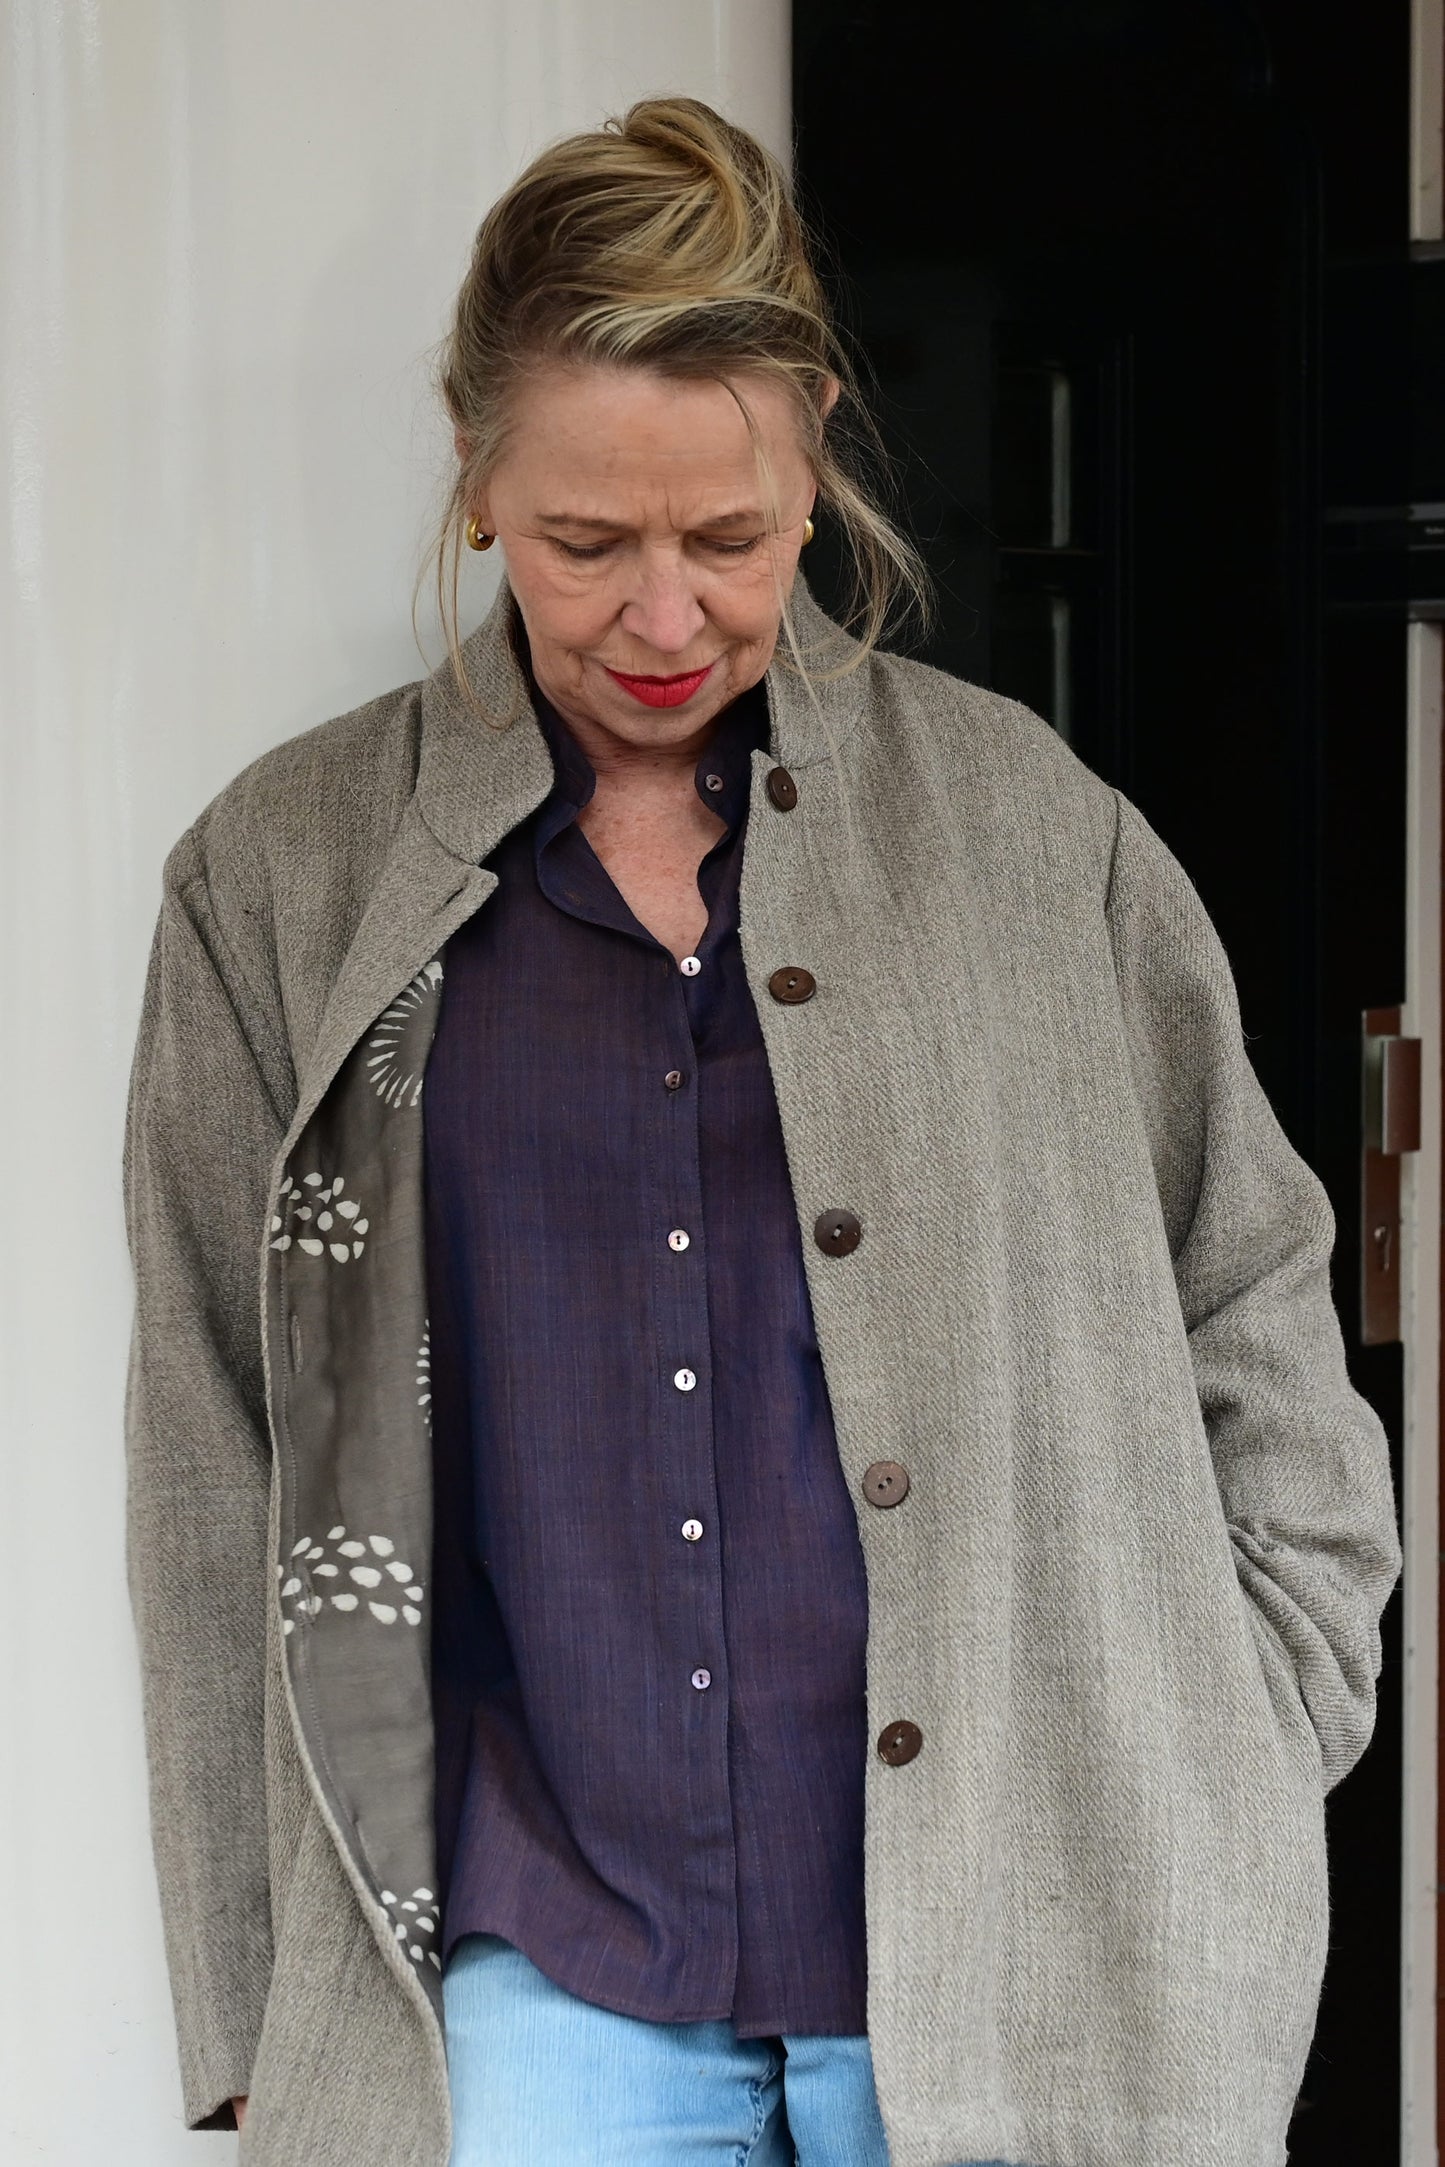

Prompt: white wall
[0,4,788,2157]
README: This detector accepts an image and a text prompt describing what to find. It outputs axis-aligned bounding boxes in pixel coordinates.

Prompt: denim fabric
[442,1935,1024,2167]
[425,672,869,2033]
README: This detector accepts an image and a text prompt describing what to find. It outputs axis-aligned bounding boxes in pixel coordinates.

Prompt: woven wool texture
[123,582,1402,2167]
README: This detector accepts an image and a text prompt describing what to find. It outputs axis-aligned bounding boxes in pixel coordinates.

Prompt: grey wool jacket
[123,578,1402,2167]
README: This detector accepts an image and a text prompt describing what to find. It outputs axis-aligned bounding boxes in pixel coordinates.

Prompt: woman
[123,98,1401,2167]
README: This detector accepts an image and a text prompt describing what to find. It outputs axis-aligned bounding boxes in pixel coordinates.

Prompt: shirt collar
[518,631,771,838]
[686,678,771,831]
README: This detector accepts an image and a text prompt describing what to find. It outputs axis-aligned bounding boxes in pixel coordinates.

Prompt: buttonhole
[289,1311,303,1372]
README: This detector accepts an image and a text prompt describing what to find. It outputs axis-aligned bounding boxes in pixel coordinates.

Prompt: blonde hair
[425,96,928,711]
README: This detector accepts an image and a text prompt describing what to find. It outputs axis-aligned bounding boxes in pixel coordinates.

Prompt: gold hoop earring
[464,516,495,552]
[802,517,816,547]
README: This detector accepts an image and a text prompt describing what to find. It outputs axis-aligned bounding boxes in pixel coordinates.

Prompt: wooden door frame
[1402,614,1441,2167]
[1405,23,1444,2167]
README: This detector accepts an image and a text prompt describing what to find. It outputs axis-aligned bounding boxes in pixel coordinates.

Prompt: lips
[603,663,715,708]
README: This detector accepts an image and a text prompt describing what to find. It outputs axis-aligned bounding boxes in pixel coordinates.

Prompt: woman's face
[469,364,817,748]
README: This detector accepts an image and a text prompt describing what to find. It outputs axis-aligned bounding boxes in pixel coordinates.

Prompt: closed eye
[552,534,766,562]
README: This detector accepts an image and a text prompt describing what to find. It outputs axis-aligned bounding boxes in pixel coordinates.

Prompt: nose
[618,553,707,658]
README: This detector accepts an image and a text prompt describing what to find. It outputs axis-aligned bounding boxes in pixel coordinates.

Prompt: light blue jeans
[442,1933,1016,2167]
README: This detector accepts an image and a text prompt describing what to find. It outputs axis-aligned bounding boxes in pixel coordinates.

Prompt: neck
[553,700,723,787]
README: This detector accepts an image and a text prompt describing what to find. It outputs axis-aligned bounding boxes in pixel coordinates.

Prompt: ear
[819,374,842,422]
[455,434,495,532]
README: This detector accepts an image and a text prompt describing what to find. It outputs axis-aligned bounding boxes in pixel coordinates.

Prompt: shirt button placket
[664,932,723,1760]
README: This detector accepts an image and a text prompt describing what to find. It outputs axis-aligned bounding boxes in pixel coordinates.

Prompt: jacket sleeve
[123,814,295,2129]
[1105,791,1402,1793]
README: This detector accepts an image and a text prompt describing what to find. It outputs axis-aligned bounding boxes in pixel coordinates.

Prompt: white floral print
[277,1526,425,1635]
[270,1170,369,1261]
[417,1325,432,1430]
[380,1885,442,1970]
[366,958,444,1108]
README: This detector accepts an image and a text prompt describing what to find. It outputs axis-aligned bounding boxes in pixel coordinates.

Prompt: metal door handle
[1361,1006,1422,1345]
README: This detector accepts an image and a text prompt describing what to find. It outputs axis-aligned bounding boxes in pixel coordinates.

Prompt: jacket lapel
[265,586,557,2029]
[282,588,556,1162]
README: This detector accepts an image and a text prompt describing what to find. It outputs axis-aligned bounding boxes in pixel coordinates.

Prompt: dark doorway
[792,3,1411,2156]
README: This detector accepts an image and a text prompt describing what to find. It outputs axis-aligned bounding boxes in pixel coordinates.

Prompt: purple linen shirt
[423,669,870,2036]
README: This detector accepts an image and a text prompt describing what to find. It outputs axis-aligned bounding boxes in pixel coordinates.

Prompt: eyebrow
[535,509,763,532]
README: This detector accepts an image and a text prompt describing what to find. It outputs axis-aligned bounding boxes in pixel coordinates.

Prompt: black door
[793,4,1411,2155]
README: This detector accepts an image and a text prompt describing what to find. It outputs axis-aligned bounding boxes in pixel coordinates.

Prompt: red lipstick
[604,663,714,708]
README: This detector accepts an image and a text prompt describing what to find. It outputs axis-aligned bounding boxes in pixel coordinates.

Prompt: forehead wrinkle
[533,494,765,534]
[524,428,761,499]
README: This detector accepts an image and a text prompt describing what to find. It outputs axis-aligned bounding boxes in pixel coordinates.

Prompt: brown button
[766,766,799,811]
[877,1720,923,1767]
[814,1207,861,1256]
[862,1460,910,1508]
[768,966,816,1004]
[664,1069,685,1090]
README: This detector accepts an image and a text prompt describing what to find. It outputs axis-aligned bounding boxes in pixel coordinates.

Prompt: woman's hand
[232,2095,248,2130]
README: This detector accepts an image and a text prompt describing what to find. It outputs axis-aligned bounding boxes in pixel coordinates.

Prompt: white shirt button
[691,1667,712,1690]
[704,772,724,792]
[679,954,701,976]
[681,1518,704,1542]
[668,1229,690,1252]
[673,1367,697,1392]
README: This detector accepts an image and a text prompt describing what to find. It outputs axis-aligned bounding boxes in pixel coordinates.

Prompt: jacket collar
[284,576,866,1156]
